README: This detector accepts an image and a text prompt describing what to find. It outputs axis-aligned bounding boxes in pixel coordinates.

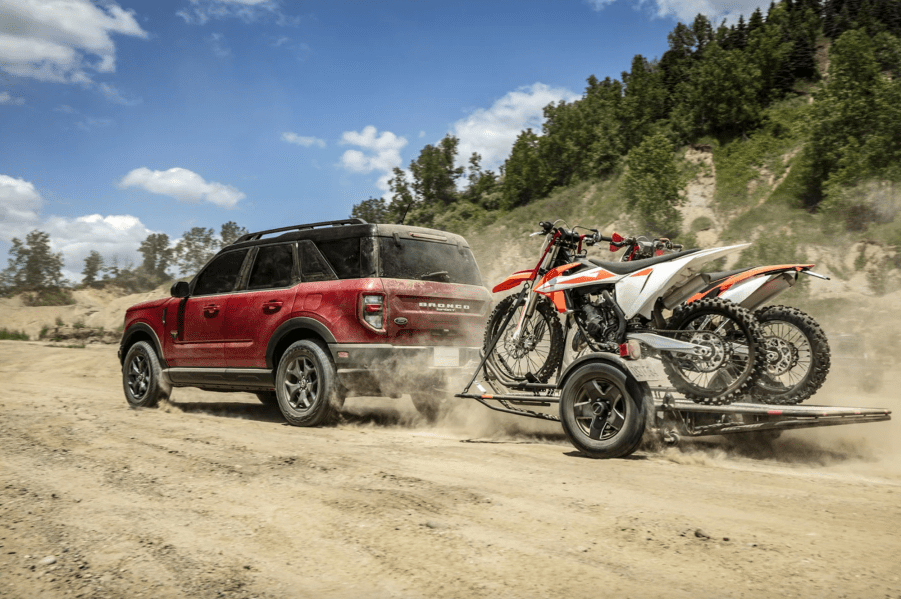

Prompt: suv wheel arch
[266,317,336,370]
[120,323,168,369]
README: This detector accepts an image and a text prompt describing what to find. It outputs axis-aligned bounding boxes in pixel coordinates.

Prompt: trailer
[456,352,892,451]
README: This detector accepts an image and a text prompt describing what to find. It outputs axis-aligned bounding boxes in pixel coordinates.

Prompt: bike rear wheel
[662,298,766,405]
[751,305,831,405]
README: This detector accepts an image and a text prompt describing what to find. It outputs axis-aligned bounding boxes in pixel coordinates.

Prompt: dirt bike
[483,220,769,456]
[601,232,832,405]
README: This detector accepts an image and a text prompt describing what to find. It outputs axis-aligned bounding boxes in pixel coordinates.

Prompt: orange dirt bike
[483,221,768,411]
[597,232,832,405]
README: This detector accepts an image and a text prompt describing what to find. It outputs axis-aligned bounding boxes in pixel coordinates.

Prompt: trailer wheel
[559,362,646,459]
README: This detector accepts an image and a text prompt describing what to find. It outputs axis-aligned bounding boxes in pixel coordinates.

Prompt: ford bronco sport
[119,219,491,424]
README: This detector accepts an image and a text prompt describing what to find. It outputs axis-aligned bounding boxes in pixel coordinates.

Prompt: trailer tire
[559,362,647,459]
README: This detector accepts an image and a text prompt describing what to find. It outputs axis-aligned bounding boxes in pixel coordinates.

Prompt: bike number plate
[626,359,666,382]
[433,347,460,367]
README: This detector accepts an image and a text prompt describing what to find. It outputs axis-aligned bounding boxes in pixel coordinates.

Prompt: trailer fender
[558,354,652,418]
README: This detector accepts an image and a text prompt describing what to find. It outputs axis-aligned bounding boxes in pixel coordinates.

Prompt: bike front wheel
[482,294,564,382]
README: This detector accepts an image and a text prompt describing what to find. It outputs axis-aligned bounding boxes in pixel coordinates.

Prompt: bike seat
[587,248,702,275]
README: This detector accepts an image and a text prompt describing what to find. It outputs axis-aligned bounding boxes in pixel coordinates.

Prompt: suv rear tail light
[361,294,386,331]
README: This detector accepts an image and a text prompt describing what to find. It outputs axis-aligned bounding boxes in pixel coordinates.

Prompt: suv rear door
[223,242,298,368]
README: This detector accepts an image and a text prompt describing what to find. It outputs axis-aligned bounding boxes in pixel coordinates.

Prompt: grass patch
[0,328,29,341]
[689,216,714,233]
[55,316,65,327]
[72,320,85,329]
[22,288,76,307]
[712,97,808,212]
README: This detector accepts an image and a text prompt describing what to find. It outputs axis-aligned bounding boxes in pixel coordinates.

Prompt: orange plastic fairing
[492,270,533,293]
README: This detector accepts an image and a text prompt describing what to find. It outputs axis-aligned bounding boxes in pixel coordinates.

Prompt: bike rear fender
[687,264,815,304]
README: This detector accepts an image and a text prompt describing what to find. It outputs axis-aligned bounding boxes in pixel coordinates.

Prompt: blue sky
[0,0,770,281]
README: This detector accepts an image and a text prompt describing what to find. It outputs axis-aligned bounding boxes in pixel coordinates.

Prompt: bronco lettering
[419,302,470,312]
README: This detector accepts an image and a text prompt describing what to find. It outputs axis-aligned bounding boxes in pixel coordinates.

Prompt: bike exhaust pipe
[661,273,710,310]
[741,273,794,312]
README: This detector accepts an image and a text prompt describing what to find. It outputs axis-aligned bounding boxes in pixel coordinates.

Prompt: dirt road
[1,340,899,599]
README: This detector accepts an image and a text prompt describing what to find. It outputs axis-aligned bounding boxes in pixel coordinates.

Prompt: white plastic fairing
[616,244,749,319]
[534,244,749,320]
[717,275,770,306]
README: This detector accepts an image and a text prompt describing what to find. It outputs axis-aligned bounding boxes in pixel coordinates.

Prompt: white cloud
[452,82,580,171]
[177,0,297,26]
[0,0,147,84]
[0,91,24,105]
[76,116,113,131]
[99,82,141,105]
[0,174,155,282]
[207,32,231,57]
[42,213,156,281]
[589,0,770,24]
[281,132,325,148]
[339,126,407,175]
[0,175,43,229]
[118,167,246,208]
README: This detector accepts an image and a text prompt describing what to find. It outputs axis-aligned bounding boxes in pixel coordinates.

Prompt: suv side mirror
[170,281,190,298]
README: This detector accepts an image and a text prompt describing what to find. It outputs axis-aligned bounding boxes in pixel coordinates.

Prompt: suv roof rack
[235,218,368,243]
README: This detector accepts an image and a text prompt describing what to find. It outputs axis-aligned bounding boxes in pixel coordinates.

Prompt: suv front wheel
[275,340,338,427]
[122,341,169,408]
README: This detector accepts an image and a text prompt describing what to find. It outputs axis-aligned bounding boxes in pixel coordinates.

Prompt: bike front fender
[492,270,534,293]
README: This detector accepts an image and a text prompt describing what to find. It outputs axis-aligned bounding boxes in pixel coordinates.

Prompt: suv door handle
[262,300,283,314]
[203,303,220,317]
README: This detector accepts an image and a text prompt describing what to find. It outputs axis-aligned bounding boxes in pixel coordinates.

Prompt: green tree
[622,134,684,236]
[219,221,247,247]
[82,250,104,286]
[802,28,886,206]
[386,135,465,227]
[462,153,498,207]
[351,196,389,222]
[501,129,546,209]
[175,227,218,277]
[138,233,173,281]
[1,230,65,292]
[680,41,762,135]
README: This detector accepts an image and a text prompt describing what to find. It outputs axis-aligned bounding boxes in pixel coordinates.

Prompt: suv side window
[298,240,337,282]
[317,238,361,279]
[193,249,250,296]
[247,243,295,290]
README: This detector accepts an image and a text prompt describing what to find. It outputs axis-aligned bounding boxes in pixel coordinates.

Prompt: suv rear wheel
[275,340,338,427]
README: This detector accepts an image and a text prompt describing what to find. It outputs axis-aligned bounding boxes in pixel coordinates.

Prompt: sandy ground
[0,340,899,599]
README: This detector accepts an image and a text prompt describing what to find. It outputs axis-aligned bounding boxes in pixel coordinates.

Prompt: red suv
[119,219,491,424]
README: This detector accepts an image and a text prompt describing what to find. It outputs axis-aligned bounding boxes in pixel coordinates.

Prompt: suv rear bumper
[329,343,480,372]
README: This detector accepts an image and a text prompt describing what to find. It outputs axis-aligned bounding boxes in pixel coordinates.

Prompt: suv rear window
[317,238,361,279]
[378,238,482,286]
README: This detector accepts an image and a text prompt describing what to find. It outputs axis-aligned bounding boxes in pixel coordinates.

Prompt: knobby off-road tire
[751,305,831,405]
[122,340,169,408]
[483,294,564,383]
[662,298,767,406]
[275,340,339,427]
[559,362,649,459]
